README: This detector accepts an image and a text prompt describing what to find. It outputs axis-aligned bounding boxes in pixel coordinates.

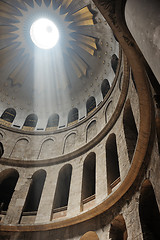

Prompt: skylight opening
[30,18,59,49]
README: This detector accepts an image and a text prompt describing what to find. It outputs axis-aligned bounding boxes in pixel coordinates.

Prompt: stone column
[95,142,108,203]
[116,127,130,181]
[67,158,83,216]
[35,167,59,223]
[3,174,32,224]
[125,0,160,83]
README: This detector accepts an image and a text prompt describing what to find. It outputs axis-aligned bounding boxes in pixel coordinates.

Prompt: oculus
[30,18,59,49]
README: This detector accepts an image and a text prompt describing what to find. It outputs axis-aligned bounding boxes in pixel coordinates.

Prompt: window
[23,170,46,212]
[139,180,160,239]
[0,169,19,212]
[123,99,138,163]
[106,134,120,193]
[23,114,38,128]
[1,108,16,123]
[86,96,96,115]
[81,153,96,202]
[46,114,59,129]
[53,164,72,210]
[111,54,119,74]
[101,79,110,98]
[68,108,78,125]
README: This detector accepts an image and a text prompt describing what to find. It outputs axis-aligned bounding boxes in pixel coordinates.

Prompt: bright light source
[30,18,59,49]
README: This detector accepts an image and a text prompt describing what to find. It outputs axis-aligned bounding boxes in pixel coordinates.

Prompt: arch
[86,120,97,142]
[10,138,29,159]
[123,99,138,163]
[81,153,96,203]
[53,164,72,210]
[109,214,128,240]
[23,114,38,128]
[80,231,99,240]
[0,169,19,212]
[0,142,4,158]
[68,108,78,125]
[101,79,110,98]
[105,101,113,123]
[111,54,119,74]
[1,108,16,123]
[86,96,96,115]
[23,170,46,213]
[63,133,76,154]
[139,179,160,239]
[106,134,120,194]
[46,113,59,129]
[38,138,55,159]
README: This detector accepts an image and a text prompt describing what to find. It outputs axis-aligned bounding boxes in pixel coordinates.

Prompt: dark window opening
[86,97,96,115]
[1,108,16,123]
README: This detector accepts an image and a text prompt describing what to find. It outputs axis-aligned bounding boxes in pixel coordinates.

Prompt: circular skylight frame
[30,18,59,49]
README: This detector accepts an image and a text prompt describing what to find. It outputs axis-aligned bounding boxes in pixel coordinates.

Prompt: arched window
[111,54,119,74]
[68,108,78,125]
[23,170,46,213]
[106,134,120,194]
[1,108,16,123]
[109,215,128,240]
[0,169,19,212]
[23,114,38,128]
[123,99,138,163]
[86,96,96,115]
[46,113,59,129]
[53,164,72,211]
[139,180,160,239]
[81,153,96,204]
[101,79,110,98]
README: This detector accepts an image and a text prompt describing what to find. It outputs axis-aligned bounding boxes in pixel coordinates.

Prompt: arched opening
[105,101,112,123]
[23,114,38,129]
[23,170,46,213]
[80,231,99,240]
[109,214,128,240]
[10,138,29,159]
[1,108,16,123]
[106,134,120,194]
[68,108,78,125]
[123,99,138,163]
[38,139,55,159]
[63,133,76,154]
[101,79,110,98]
[0,169,19,212]
[86,96,96,115]
[53,164,72,213]
[139,179,160,239]
[46,113,59,130]
[111,54,119,74]
[86,120,97,142]
[81,153,96,206]
[0,142,4,158]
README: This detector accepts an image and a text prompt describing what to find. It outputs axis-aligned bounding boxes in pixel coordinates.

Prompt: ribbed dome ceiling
[0,0,119,130]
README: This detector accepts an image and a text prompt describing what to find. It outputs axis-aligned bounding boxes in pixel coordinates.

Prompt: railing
[82,194,95,205]
[110,177,121,189]
[53,206,67,213]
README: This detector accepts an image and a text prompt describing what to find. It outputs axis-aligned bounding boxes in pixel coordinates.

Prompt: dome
[0,0,119,131]
[0,0,160,240]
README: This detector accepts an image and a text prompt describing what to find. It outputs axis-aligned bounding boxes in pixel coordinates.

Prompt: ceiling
[0,0,119,130]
